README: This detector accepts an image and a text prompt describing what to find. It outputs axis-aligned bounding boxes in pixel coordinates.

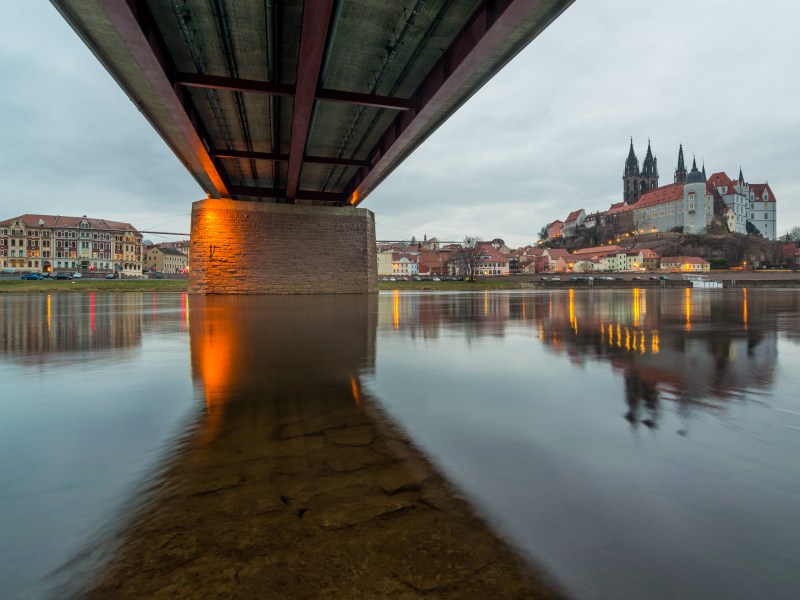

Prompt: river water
[1,289,799,599]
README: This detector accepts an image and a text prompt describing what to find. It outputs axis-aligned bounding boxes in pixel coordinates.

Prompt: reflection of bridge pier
[69,295,561,598]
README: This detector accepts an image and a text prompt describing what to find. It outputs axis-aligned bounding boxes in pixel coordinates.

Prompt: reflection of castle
[381,289,784,430]
[0,293,156,364]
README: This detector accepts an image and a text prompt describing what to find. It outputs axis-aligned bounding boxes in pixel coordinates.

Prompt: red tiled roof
[0,213,138,231]
[544,248,572,260]
[392,252,417,262]
[573,244,622,255]
[564,210,583,224]
[749,183,775,202]
[635,183,685,209]
[548,219,564,226]
[606,202,631,215]
[707,171,736,194]
[640,248,660,258]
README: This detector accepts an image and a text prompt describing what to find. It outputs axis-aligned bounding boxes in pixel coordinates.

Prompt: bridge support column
[189,199,377,294]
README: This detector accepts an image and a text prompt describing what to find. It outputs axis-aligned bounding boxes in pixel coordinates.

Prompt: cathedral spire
[674,144,687,184]
[738,166,744,183]
[624,138,639,177]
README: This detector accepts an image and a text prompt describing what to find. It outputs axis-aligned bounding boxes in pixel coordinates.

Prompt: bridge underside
[53,0,573,293]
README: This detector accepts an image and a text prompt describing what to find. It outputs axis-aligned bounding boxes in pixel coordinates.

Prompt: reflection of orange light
[600,321,605,343]
[197,317,235,445]
[652,331,659,354]
[393,290,400,330]
[568,288,578,334]
[685,287,692,331]
[484,290,489,315]
[538,321,545,341]
[90,292,95,332]
[350,376,362,407]
[181,292,188,330]
[743,287,748,330]
[633,288,640,328]
[640,331,646,354]
[47,294,51,331]
[625,327,630,351]
[616,324,622,348]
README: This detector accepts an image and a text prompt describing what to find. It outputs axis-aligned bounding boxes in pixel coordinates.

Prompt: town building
[474,243,509,275]
[0,213,142,275]
[660,256,710,272]
[748,182,777,240]
[144,246,188,274]
[546,220,563,240]
[562,209,586,237]
[392,252,418,277]
[377,251,393,276]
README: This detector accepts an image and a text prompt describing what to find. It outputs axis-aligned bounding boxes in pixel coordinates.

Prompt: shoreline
[3,273,800,294]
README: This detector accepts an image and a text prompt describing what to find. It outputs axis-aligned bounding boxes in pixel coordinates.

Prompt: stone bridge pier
[189,199,377,294]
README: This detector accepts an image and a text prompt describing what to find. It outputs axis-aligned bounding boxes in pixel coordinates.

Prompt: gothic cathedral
[622,139,660,204]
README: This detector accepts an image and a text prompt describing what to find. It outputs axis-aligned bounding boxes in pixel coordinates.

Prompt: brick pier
[189,199,377,294]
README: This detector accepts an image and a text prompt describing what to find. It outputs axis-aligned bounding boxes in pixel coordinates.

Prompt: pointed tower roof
[738,167,744,183]
[702,162,706,179]
[642,138,656,176]
[624,137,639,177]
[674,144,687,184]
[686,156,705,184]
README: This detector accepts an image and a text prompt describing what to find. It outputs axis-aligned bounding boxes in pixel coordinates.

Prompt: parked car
[551,276,561,281]
[632,276,642,281]
[432,277,441,281]
[659,275,670,281]
[649,276,659,281]
[20,273,43,280]
[53,272,72,280]
[72,272,82,278]
[540,276,550,281]
[105,273,116,279]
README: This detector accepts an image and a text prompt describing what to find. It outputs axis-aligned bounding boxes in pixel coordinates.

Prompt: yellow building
[0,213,142,275]
[144,246,188,274]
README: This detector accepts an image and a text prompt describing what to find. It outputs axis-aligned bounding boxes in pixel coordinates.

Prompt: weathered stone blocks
[189,199,377,294]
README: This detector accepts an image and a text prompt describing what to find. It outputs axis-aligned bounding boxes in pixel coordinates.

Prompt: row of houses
[0,212,192,276]
[378,238,714,276]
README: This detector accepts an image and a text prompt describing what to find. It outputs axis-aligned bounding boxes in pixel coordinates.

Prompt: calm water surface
[1,289,799,599]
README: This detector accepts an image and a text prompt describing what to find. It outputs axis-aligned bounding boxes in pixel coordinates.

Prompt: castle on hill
[548,140,778,241]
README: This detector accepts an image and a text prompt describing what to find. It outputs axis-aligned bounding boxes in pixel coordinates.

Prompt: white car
[551,276,561,281]
[72,272,82,278]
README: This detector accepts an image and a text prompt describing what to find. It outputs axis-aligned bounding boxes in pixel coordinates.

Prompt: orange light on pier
[350,376,362,407]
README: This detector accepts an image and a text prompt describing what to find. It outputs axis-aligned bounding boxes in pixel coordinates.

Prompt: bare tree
[786,226,800,243]
[462,235,482,281]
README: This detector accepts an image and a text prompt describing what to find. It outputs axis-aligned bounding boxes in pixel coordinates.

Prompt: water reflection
[380,289,790,431]
[63,295,560,599]
[373,289,800,600]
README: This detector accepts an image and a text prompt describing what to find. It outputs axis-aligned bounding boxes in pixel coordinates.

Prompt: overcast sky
[1,1,798,247]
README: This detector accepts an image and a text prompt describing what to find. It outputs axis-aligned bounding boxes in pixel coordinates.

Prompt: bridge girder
[51,0,574,206]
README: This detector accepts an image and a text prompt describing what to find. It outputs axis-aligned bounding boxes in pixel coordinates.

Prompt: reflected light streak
[640,331,646,354]
[90,292,95,332]
[652,330,660,354]
[616,324,622,348]
[569,289,578,334]
[633,288,640,328]
[625,327,631,351]
[393,290,400,330]
[743,288,748,330]
[484,290,489,316]
[198,318,234,446]
[46,294,51,332]
[685,287,692,331]
[350,376,362,407]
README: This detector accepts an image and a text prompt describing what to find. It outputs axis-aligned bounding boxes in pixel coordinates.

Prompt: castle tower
[623,138,640,205]
[674,144,687,184]
[640,140,659,194]
[683,157,710,234]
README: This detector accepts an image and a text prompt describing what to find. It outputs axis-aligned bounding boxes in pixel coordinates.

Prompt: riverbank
[0,279,188,293]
